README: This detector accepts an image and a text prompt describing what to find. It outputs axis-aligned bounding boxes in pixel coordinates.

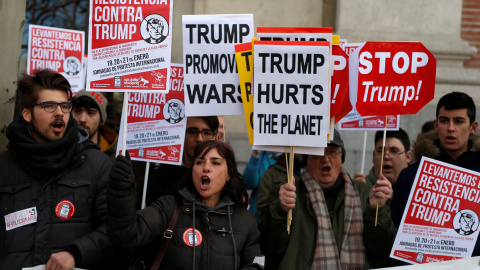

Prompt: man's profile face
[306,145,343,188]
[72,107,101,139]
[22,89,70,143]
[434,107,478,160]
[147,19,163,40]
[372,137,411,185]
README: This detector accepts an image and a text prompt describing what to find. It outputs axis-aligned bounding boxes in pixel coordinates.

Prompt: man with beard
[72,89,118,161]
[0,69,111,270]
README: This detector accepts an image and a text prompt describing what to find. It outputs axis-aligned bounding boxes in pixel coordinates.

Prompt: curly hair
[179,140,247,208]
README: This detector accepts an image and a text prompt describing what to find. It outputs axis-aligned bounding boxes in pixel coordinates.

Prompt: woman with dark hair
[108,140,262,270]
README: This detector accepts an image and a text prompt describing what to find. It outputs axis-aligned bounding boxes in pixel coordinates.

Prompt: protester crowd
[2,68,480,270]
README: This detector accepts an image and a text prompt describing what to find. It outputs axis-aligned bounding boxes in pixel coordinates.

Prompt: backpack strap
[150,198,181,270]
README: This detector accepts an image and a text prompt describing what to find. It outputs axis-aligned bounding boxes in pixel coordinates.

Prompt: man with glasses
[145,116,219,205]
[0,69,111,270]
[353,129,412,194]
[259,129,396,269]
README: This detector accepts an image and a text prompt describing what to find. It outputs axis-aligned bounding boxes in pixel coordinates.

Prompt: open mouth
[446,136,456,143]
[383,165,393,171]
[201,176,210,190]
[51,119,65,133]
[321,165,331,174]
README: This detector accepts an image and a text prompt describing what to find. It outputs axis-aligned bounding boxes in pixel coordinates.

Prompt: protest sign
[256,27,332,43]
[331,44,351,121]
[87,0,173,93]
[339,111,400,131]
[377,256,480,270]
[253,41,330,147]
[27,24,85,92]
[183,14,254,116]
[117,64,185,165]
[349,42,436,116]
[391,157,480,264]
[235,41,255,145]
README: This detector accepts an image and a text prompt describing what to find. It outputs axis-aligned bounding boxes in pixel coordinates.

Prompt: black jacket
[0,117,111,269]
[108,184,262,270]
[391,130,480,265]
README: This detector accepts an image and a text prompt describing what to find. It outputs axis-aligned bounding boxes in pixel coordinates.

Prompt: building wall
[462,0,480,68]
[0,1,26,152]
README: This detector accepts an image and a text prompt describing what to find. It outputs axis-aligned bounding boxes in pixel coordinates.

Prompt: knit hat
[330,129,346,163]
[73,89,108,124]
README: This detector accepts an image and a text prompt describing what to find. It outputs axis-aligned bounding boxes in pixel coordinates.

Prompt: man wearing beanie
[258,129,397,269]
[72,89,118,160]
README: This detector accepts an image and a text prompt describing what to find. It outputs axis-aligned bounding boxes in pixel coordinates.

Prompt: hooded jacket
[391,130,480,261]
[0,116,111,270]
[98,124,118,162]
[108,183,262,270]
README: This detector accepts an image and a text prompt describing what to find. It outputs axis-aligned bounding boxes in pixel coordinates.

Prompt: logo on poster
[163,99,185,124]
[169,146,179,157]
[453,210,479,236]
[141,14,169,44]
[64,56,81,76]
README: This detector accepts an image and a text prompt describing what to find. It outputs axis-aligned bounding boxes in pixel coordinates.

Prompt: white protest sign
[391,157,480,264]
[117,64,185,165]
[87,0,173,93]
[182,14,254,116]
[377,256,480,269]
[253,41,330,147]
[27,25,85,92]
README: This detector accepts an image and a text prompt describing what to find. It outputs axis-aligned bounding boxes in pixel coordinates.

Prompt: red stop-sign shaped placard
[351,42,436,116]
[330,45,351,118]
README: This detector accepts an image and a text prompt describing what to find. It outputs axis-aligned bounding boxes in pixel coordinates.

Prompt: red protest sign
[350,42,436,116]
[331,44,351,119]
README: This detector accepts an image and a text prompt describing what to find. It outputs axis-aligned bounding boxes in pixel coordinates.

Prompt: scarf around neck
[6,116,83,179]
[302,169,365,270]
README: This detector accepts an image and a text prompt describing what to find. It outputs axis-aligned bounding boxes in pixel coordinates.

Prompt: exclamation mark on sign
[332,84,340,104]
[415,80,422,100]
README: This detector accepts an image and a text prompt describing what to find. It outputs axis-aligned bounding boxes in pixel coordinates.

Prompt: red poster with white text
[391,157,480,264]
[28,25,85,92]
[117,64,185,165]
[87,0,173,93]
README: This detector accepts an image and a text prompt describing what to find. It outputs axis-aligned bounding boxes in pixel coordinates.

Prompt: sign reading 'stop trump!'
[349,42,436,116]
[87,0,173,93]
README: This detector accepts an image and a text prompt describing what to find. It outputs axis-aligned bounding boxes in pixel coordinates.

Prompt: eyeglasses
[310,149,341,160]
[185,127,215,139]
[325,149,341,159]
[27,101,73,113]
[374,150,405,159]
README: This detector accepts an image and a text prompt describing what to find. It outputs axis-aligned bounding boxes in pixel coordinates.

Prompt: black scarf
[6,116,83,179]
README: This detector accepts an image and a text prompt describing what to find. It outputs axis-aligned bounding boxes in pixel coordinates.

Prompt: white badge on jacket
[4,207,37,231]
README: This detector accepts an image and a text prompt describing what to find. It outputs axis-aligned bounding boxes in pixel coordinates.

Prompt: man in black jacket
[0,69,111,270]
